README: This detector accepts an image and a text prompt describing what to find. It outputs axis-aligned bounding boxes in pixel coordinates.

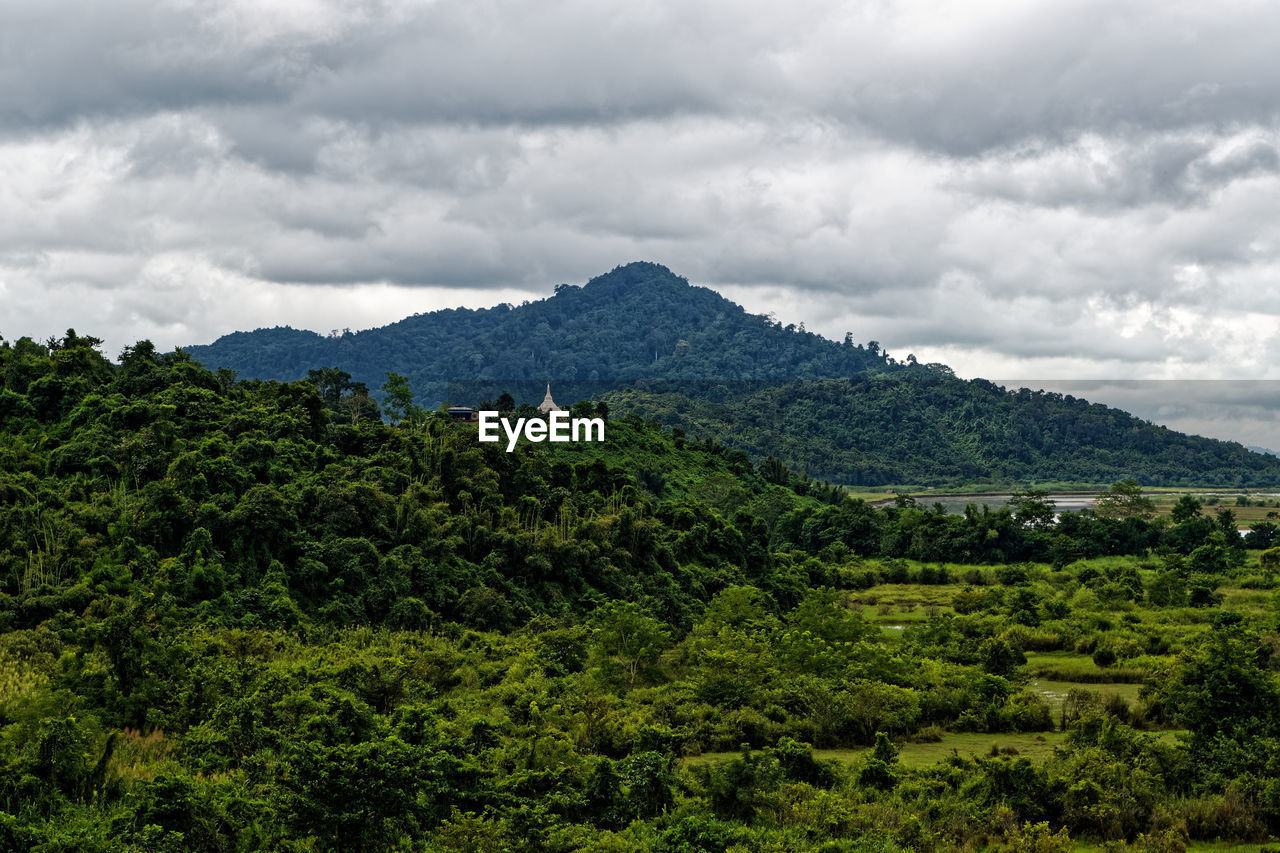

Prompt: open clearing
[686,730,1185,770]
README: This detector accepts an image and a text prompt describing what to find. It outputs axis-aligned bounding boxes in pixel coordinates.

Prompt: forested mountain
[183,261,892,405]
[183,261,1280,488]
[604,374,1280,487]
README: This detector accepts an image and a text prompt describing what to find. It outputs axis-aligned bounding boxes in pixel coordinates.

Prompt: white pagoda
[537,383,562,414]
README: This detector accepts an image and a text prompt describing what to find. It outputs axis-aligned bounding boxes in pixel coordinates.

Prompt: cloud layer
[4,0,1280,399]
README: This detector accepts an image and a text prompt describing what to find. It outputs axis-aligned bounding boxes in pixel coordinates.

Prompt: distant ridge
[603,377,1280,487]
[183,262,1280,487]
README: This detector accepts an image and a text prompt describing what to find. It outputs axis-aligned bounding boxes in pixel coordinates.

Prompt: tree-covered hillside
[183,261,891,406]
[0,332,821,632]
[5,331,1280,849]
[604,373,1280,487]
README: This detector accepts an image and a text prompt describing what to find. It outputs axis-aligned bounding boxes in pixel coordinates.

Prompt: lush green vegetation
[4,331,1280,850]
[183,261,1280,488]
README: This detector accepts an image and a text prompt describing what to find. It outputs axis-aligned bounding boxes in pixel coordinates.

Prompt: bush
[772,737,835,788]
[995,565,1030,586]
[1131,827,1189,853]
[952,586,988,615]
[655,814,750,853]
[1101,692,1132,724]
[988,821,1073,852]
[1238,574,1277,590]
[1092,647,1118,668]
[1005,625,1066,652]
[1007,694,1053,732]
[911,724,944,743]
[1179,783,1268,843]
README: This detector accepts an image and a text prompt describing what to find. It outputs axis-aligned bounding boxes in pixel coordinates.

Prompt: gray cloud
[11,1,1280,144]
[5,0,1280,427]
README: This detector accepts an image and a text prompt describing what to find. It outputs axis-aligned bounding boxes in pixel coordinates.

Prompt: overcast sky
[5,0,1280,434]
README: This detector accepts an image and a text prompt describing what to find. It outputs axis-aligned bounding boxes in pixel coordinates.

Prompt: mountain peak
[183,262,883,398]
[579,261,690,296]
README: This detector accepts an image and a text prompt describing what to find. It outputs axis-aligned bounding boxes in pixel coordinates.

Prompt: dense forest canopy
[3,330,1280,849]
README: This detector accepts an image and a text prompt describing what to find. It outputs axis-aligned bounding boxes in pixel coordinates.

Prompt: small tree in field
[591,602,671,686]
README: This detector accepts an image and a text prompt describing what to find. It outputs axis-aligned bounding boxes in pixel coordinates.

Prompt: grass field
[1025,651,1150,683]
[1221,586,1277,612]
[685,730,1186,771]
[848,582,963,618]
[684,731,1069,769]
[840,488,903,502]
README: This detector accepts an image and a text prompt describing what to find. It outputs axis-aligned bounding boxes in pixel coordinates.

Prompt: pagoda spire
[538,382,561,414]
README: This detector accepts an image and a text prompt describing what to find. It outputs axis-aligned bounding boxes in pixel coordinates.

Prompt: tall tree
[1095,479,1156,520]
[382,372,422,424]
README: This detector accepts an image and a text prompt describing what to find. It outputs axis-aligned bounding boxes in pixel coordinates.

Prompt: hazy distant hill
[184,262,1280,487]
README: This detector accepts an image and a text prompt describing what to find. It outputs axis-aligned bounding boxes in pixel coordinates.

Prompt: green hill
[183,261,891,404]
[0,332,830,632]
[603,374,1280,487]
